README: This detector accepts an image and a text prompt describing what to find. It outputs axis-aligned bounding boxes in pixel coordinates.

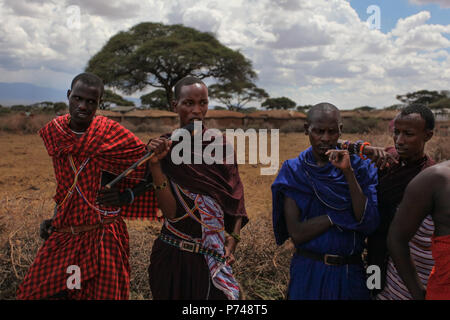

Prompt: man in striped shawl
[17,73,159,300]
[388,160,450,300]
[145,76,248,300]
[365,103,436,299]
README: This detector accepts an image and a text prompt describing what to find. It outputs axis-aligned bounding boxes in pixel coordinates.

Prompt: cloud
[267,21,334,49]
[0,0,449,109]
[180,6,222,33]
[409,0,450,8]
[391,11,432,36]
[66,0,143,20]
[390,11,450,52]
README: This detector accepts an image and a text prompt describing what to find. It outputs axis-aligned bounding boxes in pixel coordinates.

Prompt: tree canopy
[296,105,313,113]
[86,22,257,111]
[429,97,450,109]
[262,97,296,110]
[102,89,135,109]
[140,89,169,110]
[209,81,268,111]
[53,102,68,113]
[354,106,375,112]
[396,90,448,106]
[383,104,403,110]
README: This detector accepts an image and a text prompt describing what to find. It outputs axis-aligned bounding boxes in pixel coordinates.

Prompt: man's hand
[39,219,54,240]
[224,236,238,265]
[326,150,351,172]
[96,188,131,207]
[364,146,398,170]
[147,138,172,165]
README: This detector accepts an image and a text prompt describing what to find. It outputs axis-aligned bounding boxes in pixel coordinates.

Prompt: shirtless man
[388,160,450,300]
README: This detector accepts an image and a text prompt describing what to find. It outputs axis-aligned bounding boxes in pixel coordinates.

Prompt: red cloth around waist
[426,234,450,300]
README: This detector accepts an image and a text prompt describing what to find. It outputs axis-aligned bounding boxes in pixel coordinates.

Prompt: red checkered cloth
[17,114,159,300]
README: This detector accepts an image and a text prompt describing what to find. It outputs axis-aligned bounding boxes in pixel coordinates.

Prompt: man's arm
[284,196,332,246]
[337,139,398,170]
[326,150,367,221]
[39,204,57,240]
[387,169,435,299]
[147,159,177,219]
[224,216,243,264]
[96,177,154,207]
[96,138,177,219]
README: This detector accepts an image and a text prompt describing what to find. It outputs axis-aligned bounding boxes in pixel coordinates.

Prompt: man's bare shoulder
[402,161,449,198]
[419,160,450,182]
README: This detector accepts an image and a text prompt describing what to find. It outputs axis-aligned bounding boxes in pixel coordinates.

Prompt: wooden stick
[104,123,196,189]
[105,152,156,189]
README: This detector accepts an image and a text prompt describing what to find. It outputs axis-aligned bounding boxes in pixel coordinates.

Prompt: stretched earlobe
[171,100,178,113]
[425,130,434,142]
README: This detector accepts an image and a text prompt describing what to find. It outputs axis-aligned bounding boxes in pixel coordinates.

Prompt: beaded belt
[55,215,120,235]
[158,233,226,264]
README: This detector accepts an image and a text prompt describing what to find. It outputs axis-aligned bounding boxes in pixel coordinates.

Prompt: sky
[0,0,449,109]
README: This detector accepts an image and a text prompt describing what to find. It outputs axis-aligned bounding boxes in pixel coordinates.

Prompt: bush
[343,117,382,134]
[279,122,302,133]
[0,106,11,116]
[0,114,53,133]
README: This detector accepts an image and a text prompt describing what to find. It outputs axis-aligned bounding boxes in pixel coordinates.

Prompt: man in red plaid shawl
[17,73,159,300]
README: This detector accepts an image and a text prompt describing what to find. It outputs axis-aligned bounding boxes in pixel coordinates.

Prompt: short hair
[399,103,435,130]
[306,102,341,123]
[71,72,104,97]
[173,76,206,101]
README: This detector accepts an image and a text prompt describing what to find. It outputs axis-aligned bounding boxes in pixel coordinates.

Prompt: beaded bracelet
[359,142,371,160]
[126,188,135,204]
[341,140,350,150]
[353,140,364,155]
[227,232,241,243]
[151,180,168,191]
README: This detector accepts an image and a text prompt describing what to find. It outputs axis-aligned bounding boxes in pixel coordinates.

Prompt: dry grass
[0,131,449,300]
[0,114,54,134]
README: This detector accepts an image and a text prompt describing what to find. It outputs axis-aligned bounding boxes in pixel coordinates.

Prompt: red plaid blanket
[17,114,159,300]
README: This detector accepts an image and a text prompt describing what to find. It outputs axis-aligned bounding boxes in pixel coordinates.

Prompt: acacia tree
[140,89,168,110]
[208,81,268,111]
[101,89,135,109]
[396,90,447,106]
[86,22,256,111]
[262,97,296,110]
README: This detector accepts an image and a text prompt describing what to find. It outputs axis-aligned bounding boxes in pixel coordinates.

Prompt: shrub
[343,117,382,134]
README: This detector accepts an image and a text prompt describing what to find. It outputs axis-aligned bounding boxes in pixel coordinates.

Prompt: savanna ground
[0,129,448,300]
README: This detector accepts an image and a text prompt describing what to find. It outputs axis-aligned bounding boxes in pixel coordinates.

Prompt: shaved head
[307,102,341,124]
[173,76,207,101]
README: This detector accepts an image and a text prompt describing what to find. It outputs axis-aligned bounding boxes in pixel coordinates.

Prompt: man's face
[305,111,342,162]
[67,80,101,130]
[172,83,209,127]
[393,113,433,161]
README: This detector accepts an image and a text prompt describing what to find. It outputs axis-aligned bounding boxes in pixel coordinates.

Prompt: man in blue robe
[272,103,379,300]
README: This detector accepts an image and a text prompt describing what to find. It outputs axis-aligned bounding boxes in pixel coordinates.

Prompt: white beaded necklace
[70,128,86,135]
[68,117,86,135]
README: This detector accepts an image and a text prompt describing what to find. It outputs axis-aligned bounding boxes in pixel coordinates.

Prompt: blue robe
[272,147,379,300]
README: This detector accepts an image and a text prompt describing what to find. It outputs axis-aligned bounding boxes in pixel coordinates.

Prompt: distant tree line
[0,102,68,115]
[3,88,448,116]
